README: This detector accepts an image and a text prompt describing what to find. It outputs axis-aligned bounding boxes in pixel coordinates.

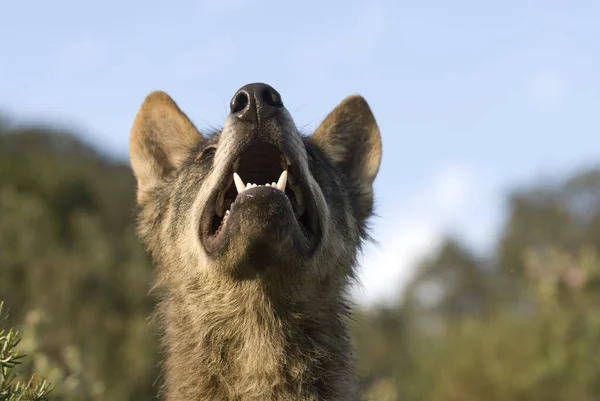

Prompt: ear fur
[130,91,202,205]
[311,95,382,221]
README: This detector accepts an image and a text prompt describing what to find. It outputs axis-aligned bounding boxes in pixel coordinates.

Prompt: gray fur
[130,89,382,400]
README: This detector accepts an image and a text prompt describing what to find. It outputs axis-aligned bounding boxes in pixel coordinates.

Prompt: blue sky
[2,0,599,305]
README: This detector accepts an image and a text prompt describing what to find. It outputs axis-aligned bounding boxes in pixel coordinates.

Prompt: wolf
[129,82,382,400]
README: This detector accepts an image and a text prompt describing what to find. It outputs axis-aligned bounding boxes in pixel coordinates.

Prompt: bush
[359,247,600,401]
[0,301,52,401]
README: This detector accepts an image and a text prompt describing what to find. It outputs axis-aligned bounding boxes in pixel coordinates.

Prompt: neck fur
[157,273,359,401]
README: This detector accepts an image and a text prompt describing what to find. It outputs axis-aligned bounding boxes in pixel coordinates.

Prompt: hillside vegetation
[1,118,599,400]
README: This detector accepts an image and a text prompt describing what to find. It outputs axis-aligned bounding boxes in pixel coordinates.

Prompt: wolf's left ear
[130,91,203,205]
[312,95,382,220]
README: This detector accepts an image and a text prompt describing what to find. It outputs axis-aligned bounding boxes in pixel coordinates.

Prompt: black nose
[230,83,284,123]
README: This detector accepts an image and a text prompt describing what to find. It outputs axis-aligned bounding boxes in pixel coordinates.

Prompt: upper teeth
[233,172,246,193]
[216,169,303,222]
[233,170,287,194]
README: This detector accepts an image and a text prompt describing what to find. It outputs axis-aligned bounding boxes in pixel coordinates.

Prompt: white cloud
[352,165,477,307]
[354,220,442,306]
[431,165,473,214]
[527,69,569,107]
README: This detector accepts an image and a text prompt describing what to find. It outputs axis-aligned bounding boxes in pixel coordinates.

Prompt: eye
[195,146,217,162]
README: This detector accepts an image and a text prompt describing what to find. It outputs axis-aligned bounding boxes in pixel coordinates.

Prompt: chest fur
[159,292,357,401]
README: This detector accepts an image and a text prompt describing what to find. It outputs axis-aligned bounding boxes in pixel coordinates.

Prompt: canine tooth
[234,173,245,194]
[277,170,288,191]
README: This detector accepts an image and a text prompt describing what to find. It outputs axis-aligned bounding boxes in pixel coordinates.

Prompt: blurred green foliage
[1,301,52,401]
[0,121,158,400]
[354,169,600,400]
[1,117,600,400]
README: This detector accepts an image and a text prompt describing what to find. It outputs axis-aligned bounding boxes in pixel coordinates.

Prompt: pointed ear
[130,91,203,205]
[312,95,382,220]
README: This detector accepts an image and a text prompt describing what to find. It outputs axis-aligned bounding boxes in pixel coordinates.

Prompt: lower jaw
[201,196,319,260]
[202,225,315,260]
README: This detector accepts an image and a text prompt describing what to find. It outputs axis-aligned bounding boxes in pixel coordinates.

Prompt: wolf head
[130,83,381,297]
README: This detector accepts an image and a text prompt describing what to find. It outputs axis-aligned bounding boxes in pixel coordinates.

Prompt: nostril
[230,83,283,122]
[231,91,249,113]
[261,87,283,108]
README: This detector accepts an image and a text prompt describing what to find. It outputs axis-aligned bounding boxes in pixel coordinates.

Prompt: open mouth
[201,141,319,254]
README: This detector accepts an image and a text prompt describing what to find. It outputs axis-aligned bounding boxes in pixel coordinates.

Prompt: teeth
[218,165,306,230]
[230,170,288,197]
[277,170,287,191]
[234,172,245,194]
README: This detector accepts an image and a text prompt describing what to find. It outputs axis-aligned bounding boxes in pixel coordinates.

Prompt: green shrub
[0,302,52,401]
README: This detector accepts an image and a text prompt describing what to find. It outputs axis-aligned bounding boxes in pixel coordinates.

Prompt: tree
[0,121,159,400]
[403,238,493,320]
[498,168,600,278]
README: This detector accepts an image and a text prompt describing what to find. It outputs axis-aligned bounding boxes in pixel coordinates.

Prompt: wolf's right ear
[312,95,382,221]
[130,91,203,205]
